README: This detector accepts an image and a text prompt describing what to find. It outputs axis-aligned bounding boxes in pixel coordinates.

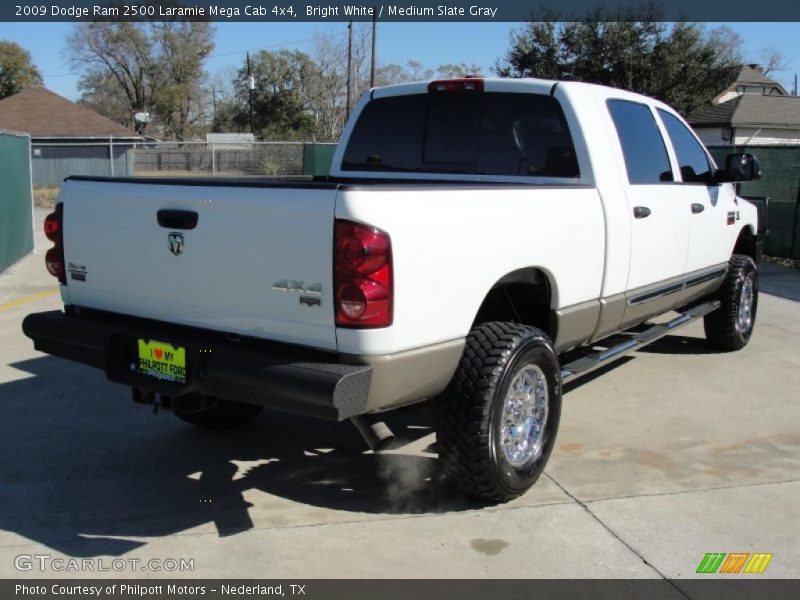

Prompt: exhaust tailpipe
[350,415,396,452]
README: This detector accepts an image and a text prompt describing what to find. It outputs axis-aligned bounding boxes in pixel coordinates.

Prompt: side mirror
[717,153,761,182]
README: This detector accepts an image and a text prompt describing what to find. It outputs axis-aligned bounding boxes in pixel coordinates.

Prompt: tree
[68,23,158,134]
[435,63,484,79]
[0,41,42,99]
[151,22,214,140]
[375,61,483,86]
[68,22,213,138]
[307,25,372,141]
[207,66,239,132]
[706,26,743,65]
[77,71,132,126]
[231,49,318,140]
[495,13,742,115]
[759,46,789,75]
[376,61,432,86]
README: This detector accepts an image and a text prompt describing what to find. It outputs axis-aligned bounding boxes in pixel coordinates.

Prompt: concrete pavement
[0,209,797,583]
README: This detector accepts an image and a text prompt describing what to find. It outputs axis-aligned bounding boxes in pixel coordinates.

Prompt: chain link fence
[708,145,800,259]
[135,141,306,178]
[30,140,328,188]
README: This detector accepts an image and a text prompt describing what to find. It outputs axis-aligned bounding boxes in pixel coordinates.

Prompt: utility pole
[208,87,218,128]
[346,21,353,117]
[794,73,798,96]
[370,10,377,88]
[247,52,255,136]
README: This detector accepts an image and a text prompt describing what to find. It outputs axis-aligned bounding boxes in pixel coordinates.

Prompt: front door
[656,108,738,274]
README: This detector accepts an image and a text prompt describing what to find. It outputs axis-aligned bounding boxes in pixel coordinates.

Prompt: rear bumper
[22,309,371,421]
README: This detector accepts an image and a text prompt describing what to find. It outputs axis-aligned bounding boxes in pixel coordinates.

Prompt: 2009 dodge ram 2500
[24,77,762,502]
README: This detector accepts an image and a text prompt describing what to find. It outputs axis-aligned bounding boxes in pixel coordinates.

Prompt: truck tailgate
[60,179,339,350]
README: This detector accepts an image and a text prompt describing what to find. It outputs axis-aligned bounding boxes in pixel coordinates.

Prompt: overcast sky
[2,21,798,101]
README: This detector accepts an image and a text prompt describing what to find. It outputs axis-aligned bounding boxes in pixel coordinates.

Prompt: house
[689,65,800,146]
[713,64,788,105]
[0,87,143,185]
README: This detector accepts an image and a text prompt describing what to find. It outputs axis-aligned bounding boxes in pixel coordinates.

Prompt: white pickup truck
[24,77,762,502]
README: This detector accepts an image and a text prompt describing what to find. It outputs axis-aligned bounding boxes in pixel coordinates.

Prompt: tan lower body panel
[340,338,466,413]
[556,263,728,349]
[553,300,601,352]
[347,266,727,411]
[591,293,627,342]
[619,264,727,331]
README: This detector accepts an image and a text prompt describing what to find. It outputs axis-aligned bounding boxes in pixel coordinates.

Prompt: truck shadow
[635,334,718,355]
[0,356,480,559]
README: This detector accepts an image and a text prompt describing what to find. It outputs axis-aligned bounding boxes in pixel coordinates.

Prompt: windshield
[342,92,579,178]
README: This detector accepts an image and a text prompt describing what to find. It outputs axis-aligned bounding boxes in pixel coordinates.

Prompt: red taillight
[427,78,484,94]
[45,247,65,280]
[44,212,60,242]
[334,219,392,328]
[44,203,66,285]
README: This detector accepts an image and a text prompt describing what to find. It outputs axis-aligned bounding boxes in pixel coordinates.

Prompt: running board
[560,300,720,385]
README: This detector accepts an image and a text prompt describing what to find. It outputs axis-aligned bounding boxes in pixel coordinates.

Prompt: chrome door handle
[633,206,651,219]
[691,203,705,214]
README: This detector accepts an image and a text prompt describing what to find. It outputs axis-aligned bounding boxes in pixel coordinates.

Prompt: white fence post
[211,143,216,175]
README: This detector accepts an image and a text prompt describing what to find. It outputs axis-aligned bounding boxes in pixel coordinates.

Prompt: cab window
[607,99,673,184]
[342,92,580,178]
[658,109,714,184]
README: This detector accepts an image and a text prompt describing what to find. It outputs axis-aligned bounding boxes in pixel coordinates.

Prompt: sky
[1,21,799,101]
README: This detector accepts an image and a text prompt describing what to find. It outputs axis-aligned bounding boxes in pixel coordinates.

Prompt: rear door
[61,179,339,350]
[607,99,689,291]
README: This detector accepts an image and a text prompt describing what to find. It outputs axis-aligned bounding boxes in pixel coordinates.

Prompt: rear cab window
[342,92,580,178]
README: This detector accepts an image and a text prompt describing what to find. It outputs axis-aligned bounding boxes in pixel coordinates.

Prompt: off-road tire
[704,254,758,351]
[175,396,263,430]
[435,322,561,503]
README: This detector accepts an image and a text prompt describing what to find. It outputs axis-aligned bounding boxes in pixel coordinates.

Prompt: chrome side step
[559,300,720,385]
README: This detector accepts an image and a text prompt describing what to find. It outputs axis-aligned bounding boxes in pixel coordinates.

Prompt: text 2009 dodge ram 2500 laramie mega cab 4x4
[24,78,762,502]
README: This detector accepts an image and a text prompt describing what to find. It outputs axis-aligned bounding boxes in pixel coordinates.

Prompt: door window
[658,109,714,183]
[607,100,673,184]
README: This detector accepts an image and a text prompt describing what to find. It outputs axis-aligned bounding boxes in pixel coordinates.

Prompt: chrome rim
[737,275,755,333]
[499,364,549,468]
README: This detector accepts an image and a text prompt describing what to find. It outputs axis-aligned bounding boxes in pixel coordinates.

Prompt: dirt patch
[33,187,59,209]
[763,255,800,270]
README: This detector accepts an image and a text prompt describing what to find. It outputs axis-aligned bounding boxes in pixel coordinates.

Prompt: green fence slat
[302,142,337,176]
[0,132,34,272]
[708,145,800,259]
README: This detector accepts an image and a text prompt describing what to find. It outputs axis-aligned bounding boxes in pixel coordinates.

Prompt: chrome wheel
[737,275,755,334]
[499,364,549,467]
